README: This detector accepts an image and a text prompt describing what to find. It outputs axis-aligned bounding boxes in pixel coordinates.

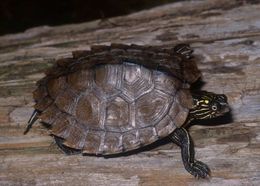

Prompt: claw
[24,110,39,134]
[189,161,211,179]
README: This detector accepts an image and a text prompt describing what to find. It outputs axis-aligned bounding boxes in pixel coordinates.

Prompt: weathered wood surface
[0,0,260,185]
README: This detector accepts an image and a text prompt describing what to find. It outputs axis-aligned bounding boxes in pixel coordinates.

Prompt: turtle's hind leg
[170,128,210,178]
[54,136,81,155]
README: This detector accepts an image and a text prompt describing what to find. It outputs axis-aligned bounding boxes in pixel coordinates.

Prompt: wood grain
[0,0,259,185]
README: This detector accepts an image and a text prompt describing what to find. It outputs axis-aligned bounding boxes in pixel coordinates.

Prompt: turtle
[25,43,230,178]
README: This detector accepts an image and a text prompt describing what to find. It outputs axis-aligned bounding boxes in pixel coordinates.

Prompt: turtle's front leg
[170,128,210,178]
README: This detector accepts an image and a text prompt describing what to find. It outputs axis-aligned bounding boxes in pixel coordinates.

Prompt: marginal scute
[167,89,191,127]
[56,58,75,67]
[153,71,182,95]
[155,115,176,137]
[176,89,193,109]
[183,58,201,84]
[174,107,189,127]
[63,124,86,149]
[138,127,157,144]
[83,131,102,154]
[103,132,121,154]
[51,114,72,138]
[33,85,48,101]
[47,76,66,98]
[34,96,53,111]
[168,98,181,119]
[38,105,60,125]
[72,50,91,59]
[55,88,78,114]
[122,130,140,150]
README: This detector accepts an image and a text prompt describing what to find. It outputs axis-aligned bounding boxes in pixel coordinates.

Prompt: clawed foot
[187,160,211,179]
[170,128,211,179]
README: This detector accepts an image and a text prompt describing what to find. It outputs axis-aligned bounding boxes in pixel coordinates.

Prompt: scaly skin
[170,128,210,179]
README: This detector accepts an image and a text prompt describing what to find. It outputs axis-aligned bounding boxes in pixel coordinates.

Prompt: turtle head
[189,91,230,120]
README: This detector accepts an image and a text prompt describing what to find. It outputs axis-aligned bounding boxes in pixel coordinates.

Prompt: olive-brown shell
[33,44,201,155]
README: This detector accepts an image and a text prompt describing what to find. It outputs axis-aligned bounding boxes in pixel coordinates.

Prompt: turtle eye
[211,103,219,111]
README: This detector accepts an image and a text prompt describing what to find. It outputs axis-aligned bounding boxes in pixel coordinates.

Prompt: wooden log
[0,0,259,185]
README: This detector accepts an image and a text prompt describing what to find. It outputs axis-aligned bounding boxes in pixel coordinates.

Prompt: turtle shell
[33,44,201,155]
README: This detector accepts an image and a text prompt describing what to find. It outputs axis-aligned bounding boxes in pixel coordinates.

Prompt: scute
[51,113,73,138]
[168,89,192,127]
[122,130,140,150]
[67,69,94,92]
[153,71,183,95]
[105,96,130,132]
[136,89,173,128]
[138,127,159,144]
[121,63,153,100]
[55,88,79,115]
[83,131,102,153]
[63,124,86,149]
[39,105,61,125]
[103,132,122,154]
[34,96,53,111]
[155,115,176,137]
[94,64,122,97]
[75,93,101,129]
[33,84,48,100]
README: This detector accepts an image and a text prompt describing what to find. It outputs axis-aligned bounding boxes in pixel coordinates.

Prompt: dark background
[0,0,179,36]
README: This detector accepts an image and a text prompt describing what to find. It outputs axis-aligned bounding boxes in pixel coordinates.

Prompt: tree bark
[0,0,259,185]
